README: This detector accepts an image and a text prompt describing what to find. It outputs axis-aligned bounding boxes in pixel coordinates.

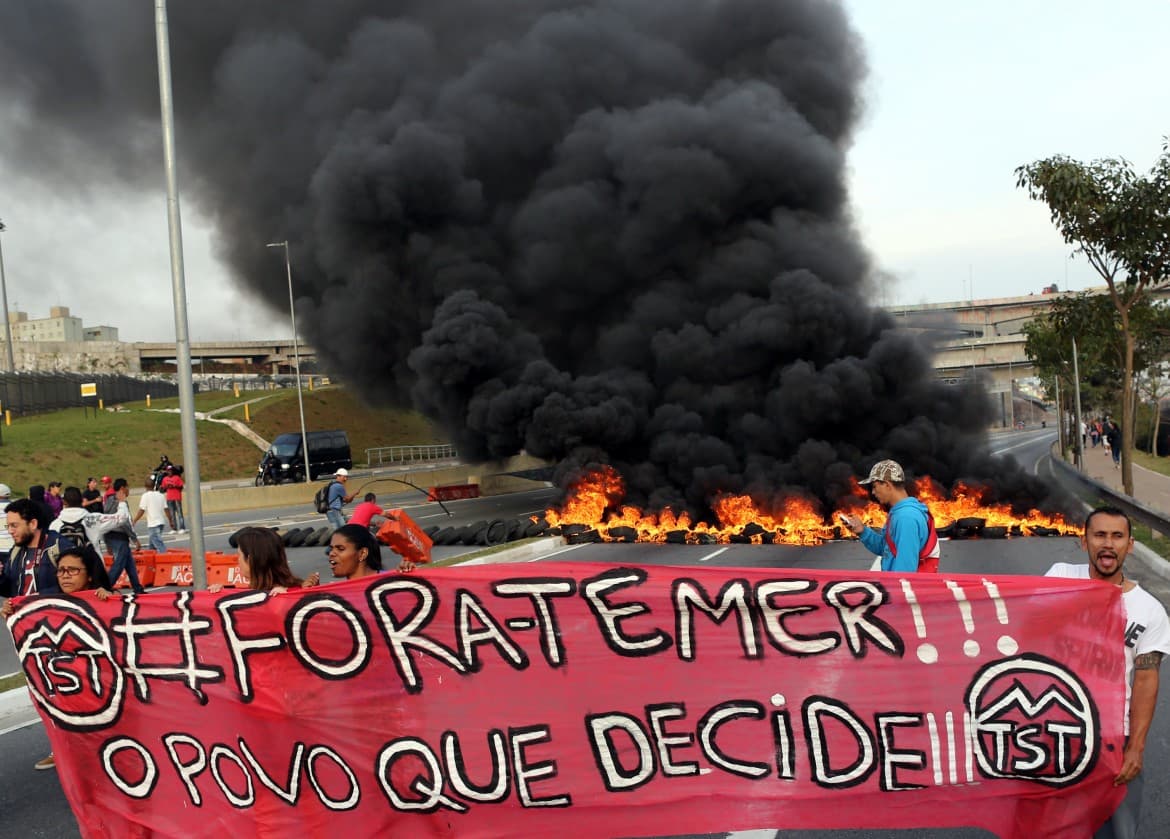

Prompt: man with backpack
[840,459,940,573]
[323,468,355,530]
[50,486,116,574]
[103,478,145,594]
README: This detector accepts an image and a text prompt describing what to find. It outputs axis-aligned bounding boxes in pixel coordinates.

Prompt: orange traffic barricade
[154,548,194,587]
[376,510,434,565]
[206,551,248,588]
[103,549,158,589]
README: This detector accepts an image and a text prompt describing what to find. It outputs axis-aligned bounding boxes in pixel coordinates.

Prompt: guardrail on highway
[1051,453,1170,536]
[365,443,458,466]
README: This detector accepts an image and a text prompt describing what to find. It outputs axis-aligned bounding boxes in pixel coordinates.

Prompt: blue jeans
[148,525,167,553]
[107,537,145,593]
[326,508,346,530]
[1095,769,1143,839]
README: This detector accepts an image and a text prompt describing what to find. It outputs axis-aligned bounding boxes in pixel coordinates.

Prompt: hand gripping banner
[8,563,1126,838]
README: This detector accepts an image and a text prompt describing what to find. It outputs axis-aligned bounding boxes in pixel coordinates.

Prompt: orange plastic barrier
[154,549,195,587]
[427,484,480,501]
[376,510,434,565]
[103,550,158,589]
[206,551,249,589]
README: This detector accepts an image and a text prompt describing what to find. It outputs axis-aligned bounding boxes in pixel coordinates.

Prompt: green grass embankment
[0,387,444,494]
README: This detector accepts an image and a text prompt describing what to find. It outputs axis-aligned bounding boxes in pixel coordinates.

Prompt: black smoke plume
[0,1,1062,516]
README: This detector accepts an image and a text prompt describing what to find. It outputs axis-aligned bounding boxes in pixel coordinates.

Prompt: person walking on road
[132,478,170,553]
[104,478,145,594]
[325,468,355,530]
[839,459,940,573]
[160,465,187,533]
[1105,419,1122,468]
[1046,507,1170,839]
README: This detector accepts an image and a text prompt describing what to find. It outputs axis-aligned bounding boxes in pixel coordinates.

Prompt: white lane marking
[0,718,41,738]
[415,513,451,520]
[525,544,587,562]
[699,547,729,563]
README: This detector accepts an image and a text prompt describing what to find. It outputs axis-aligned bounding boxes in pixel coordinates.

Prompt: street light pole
[266,241,311,483]
[1072,338,1085,472]
[154,0,207,587]
[0,220,17,372]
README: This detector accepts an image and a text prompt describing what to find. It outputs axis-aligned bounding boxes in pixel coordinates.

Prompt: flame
[542,466,1079,544]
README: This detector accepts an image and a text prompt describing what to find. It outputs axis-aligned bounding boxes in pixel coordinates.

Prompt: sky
[0,0,1166,342]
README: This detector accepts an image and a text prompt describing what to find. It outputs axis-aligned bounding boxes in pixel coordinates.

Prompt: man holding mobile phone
[838,459,939,573]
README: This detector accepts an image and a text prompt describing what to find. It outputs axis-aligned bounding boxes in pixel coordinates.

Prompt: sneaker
[34,753,55,771]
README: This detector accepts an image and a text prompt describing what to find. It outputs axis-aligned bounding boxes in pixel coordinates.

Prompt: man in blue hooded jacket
[840,459,940,573]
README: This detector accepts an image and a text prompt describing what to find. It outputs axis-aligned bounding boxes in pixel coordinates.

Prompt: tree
[1016,142,1170,494]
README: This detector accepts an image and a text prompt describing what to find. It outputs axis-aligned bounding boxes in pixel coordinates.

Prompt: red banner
[9,563,1125,838]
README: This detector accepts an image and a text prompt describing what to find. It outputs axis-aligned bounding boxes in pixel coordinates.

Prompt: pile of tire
[426,516,551,547]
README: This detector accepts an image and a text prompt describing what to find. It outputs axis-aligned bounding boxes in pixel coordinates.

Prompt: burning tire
[607,526,637,543]
[565,528,601,545]
[525,519,549,538]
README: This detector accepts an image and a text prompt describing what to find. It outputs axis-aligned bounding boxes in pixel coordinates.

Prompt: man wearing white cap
[839,459,940,573]
[325,468,355,530]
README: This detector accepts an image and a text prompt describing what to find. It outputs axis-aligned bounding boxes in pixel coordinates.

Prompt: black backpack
[314,483,332,514]
[57,517,106,571]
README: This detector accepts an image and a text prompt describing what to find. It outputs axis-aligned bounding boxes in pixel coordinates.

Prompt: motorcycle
[255,452,285,486]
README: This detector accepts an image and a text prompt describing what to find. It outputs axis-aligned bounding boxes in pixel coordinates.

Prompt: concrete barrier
[193,454,553,514]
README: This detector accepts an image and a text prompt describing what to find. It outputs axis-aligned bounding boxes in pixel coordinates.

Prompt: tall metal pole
[1072,338,1085,472]
[155,0,207,587]
[0,221,16,372]
[267,241,311,483]
[1055,377,1065,456]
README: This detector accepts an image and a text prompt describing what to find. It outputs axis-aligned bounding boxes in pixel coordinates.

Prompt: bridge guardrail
[365,444,458,467]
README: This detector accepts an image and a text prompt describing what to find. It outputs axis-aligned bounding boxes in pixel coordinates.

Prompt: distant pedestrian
[100,475,115,505]
[82,477,104,513]
[132,478,170,553]
[45,482,64,519]
[347,492,385,529]
[1091,422,1101,448]
[1106,419,1122,468]
[27,485,52,526]
[0,483,12,556]
[104,478,145,594]
[160,465,187,533]
[324,468,355,530]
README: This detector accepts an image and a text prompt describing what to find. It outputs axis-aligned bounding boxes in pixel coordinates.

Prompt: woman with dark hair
[222,527,318,594]
[327,524,384,581]
[2,547,114,770]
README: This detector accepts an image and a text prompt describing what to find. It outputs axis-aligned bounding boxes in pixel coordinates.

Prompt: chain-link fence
[0,372,179,416]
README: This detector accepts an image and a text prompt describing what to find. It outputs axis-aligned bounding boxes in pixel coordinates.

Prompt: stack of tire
[231,516,556,553]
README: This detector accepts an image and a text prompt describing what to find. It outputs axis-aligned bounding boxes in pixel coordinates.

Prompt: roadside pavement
[1078,440,1170,520]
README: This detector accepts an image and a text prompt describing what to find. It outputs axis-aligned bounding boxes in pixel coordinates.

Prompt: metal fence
[0,372,179,416]
[365,444,458,467]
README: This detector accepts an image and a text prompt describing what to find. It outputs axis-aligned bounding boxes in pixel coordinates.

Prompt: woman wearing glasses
[1,547,115,771]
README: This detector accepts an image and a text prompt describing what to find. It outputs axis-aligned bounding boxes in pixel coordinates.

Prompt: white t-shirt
[137,490,170,528]
[1046,563,1170,733]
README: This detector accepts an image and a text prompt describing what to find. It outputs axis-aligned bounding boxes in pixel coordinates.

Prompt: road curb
[0,683,35,733]
[455,536,570,566]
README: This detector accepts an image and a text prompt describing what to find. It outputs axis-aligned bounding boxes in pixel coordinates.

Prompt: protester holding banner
[840,459,940,572]
[327,524,384,580]
[2,545,115,771]
[219,526,319,593]
[1046,506,1170,839]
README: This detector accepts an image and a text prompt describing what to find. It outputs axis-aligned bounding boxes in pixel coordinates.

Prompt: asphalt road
[4,428,1168,837]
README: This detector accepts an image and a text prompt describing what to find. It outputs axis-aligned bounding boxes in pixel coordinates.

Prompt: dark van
[265,430,352,481]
